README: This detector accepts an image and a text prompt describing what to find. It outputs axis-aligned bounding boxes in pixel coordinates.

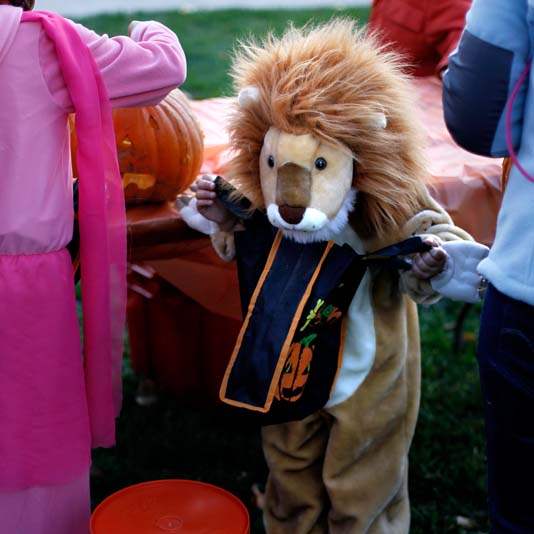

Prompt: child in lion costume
[182,19,487,533]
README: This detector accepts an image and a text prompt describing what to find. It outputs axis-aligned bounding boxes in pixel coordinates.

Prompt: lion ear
[374,112,388,129]
[238,86,261,108]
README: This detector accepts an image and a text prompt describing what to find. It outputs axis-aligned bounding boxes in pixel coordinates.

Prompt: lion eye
[315,157,327,170]
[267,155,275,168]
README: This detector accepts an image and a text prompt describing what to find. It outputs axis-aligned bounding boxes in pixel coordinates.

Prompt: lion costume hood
[180,19,484,534]
[228,19,430,241]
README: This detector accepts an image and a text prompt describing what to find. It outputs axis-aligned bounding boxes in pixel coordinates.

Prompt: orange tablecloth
[126,204,242,400]
[189,98,235,177]
[190,78,504,245]
[127,203,242,322]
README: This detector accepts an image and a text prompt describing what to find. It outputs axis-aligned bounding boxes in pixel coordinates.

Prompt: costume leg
[478,285,534,533]
[262,411,330,534]
[0,470,90,534]
[323,297,421,534]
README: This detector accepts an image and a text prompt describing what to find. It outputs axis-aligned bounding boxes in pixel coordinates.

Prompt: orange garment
[369,0,471,77]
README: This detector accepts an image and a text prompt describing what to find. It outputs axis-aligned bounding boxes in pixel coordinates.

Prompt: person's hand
[411,237,448,280]
[191,176,236,229]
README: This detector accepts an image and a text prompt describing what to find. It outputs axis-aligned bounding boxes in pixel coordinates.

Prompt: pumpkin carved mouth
[280,385,305,402]
[71,89,203,205]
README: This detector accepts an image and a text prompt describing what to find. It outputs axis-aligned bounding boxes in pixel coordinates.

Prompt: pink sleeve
[41,20,187,110]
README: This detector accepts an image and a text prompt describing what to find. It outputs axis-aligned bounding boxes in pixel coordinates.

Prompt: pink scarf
[22,11,126,448]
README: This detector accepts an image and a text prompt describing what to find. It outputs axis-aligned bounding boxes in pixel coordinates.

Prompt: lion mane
[227,18,429,239]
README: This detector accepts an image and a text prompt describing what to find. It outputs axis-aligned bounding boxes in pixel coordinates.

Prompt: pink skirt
[0,249,91,490]
[0,470,90,534]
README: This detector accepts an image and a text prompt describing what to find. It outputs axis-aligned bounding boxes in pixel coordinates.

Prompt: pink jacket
[0,5,187,255]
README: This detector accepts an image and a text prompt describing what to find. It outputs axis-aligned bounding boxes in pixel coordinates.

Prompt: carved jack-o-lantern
[278,342,314,402]
[71,89,204,205]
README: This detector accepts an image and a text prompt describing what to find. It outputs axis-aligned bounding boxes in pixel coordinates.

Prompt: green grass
[78,7,370,99]
[91,303,488,534]
[412,301,488,533]
[83,8,489,533]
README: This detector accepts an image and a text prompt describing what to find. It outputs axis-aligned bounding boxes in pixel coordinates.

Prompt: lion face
[259,127,355,243]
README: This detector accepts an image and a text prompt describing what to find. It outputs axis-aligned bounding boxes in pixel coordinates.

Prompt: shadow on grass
[92,377,268,531]
[92,300,488,533]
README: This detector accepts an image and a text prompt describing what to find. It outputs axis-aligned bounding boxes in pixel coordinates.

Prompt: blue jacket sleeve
[443,0,531,157]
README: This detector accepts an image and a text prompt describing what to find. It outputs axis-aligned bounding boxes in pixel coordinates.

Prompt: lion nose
[278,205,306,225]
[276,162,311,225]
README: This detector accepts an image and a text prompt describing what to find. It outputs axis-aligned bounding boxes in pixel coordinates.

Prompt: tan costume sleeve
[399,192,473,305]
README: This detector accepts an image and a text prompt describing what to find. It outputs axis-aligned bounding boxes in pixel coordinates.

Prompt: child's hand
[191,176,236,229]
[411,237,448,280]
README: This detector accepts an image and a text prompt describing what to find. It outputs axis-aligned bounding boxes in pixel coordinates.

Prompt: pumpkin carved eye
[70,89,203,205]
[315,157,327,170]
[268,155,275,168]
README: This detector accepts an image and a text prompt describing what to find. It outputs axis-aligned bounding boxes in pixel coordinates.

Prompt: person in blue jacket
[443,1,534,531]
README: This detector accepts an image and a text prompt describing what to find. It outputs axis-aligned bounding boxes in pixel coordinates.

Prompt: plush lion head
[227,19,428,242]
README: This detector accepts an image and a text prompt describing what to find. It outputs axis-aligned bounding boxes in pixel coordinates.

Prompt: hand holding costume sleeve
[430,241,489,303]
[179,175,238,235]
[177,196,220,236]
[398,192,473,305]
[411,237,448,280]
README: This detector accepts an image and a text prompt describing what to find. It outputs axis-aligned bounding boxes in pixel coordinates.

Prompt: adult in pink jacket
[0,1,187,532]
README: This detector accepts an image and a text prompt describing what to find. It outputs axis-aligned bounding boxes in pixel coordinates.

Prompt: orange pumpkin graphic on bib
[278,342,314,402]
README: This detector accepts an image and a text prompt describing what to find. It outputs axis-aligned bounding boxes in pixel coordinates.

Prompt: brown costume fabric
[262,293,419,534]
[256,197,470,534]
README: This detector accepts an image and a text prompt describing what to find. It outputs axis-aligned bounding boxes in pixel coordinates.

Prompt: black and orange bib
[220,211,430,425]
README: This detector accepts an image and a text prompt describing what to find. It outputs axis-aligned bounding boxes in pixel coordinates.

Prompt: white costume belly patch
[327,226,376,408]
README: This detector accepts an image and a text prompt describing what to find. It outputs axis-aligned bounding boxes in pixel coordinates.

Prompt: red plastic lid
[91,480,250,534]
